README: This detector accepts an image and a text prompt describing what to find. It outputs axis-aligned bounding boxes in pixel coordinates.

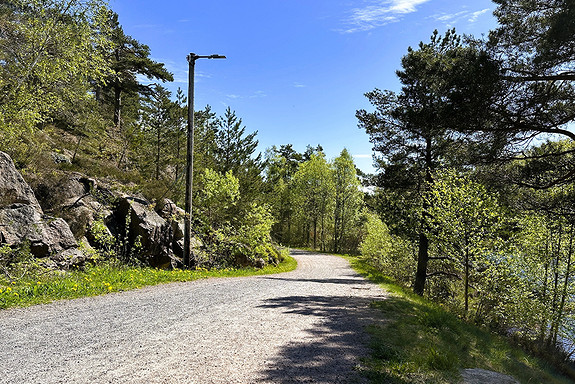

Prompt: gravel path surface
[0,250,387,384]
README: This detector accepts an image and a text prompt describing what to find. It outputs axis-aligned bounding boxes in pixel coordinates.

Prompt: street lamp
[184,53,226,268]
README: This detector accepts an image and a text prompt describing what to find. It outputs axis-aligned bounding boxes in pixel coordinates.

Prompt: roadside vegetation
[0,248,295,310]
[348,256,572,384]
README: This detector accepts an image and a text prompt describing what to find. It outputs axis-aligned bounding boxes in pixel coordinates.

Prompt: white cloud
[434,11,467,22]
[225,91,267,100]
[468,8,490,22]
[342,0,432,33]
[293,82,306,88]
[353,154,372,159]
[250,90,267,98]
[431,8,490,26]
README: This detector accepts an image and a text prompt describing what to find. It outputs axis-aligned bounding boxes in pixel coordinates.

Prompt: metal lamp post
[184,53,226,268]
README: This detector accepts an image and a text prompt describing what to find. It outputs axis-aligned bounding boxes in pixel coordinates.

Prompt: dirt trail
[0,250,387,383]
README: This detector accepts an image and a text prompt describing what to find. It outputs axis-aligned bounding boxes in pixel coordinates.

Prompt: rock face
[0,151,194,270]
[0,152,42,210]
[33,172,109,239]
[109,197,177,268]
[0,152,83,267]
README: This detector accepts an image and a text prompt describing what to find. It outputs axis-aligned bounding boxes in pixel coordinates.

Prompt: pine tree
[98,10,173,129]
[357,30,497,295]
[213,107,263,204]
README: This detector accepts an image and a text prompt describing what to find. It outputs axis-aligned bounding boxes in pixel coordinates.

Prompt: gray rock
[113,197,175,268]
[0,151,83,268]
[50,152,71,164]
[461,368,519,384]
[0,204,47,254]
[0,152,42,210]
[155,198,185,220]
[33,172,105,239]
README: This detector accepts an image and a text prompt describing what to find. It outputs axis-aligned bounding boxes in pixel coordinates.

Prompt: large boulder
[33,172,111,239]
[154,198,203,263]
[0,152,83,268]
[109,197,177,268]
[0,152,42,210]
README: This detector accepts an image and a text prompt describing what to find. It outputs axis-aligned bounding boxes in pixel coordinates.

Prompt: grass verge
[0,255,297,310]
[345,255,571,384]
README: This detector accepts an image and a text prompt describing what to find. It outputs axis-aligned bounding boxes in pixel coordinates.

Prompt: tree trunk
[414,232,429,296]
[554,224,574,347]
[156,125,161,180]
[464,244,470,316]
[538,257,550,346]
[313,219,317,250]
[547,225,562,349]
[113,83,122,129]
[72,136,82,164]
[414,136,433,296]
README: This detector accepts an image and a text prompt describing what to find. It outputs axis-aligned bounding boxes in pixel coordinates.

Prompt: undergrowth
[0,255,297,310]
[345,255,572,384]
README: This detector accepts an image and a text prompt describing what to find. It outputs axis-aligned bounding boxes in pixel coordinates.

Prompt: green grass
[344,255,572,384]
[0,255,297,310]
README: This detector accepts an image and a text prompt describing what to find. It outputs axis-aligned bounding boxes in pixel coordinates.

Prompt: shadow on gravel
[289,249,315,255]
[261,277,372,286]
[257,295,383,384]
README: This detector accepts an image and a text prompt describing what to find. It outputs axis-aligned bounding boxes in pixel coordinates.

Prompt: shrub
[359,211,415,285]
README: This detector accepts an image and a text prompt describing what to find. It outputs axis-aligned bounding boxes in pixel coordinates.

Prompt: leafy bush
[197,168,239,228]
[235,203,277,262]
[359,211,415,285]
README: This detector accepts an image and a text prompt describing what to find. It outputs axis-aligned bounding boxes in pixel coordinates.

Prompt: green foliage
[291,152,335,250]
[212,107,263,205]
[197,168,240,228]
[355,0,575,373]
[359,211,392,263]
[97,9,173,128]
[425,169,503,317]
[264,146,365,254]
[359,210,416,286]
[332,149,364,253]
[0,0,111,163]
[357,29,501,295]
[89,219,116,258]
[264,145,303,245]
[346,256,573,384]
[0,242,45,284]
[0,255,297,310]
[235,203,276,262]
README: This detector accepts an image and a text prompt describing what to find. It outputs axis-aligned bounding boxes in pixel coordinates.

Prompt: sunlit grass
[0,255,297,310]
[345,255,572,384]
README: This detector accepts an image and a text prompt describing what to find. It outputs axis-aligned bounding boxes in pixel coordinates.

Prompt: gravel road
[0,250,387,384]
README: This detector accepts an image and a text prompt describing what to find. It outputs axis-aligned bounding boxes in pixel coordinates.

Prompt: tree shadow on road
[256,294,386,384]
[261,276,373,286]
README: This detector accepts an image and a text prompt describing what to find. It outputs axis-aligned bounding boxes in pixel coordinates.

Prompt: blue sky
[109,0,498,173]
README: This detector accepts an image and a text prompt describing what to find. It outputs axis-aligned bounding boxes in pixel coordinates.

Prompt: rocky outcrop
[33,172,111,239]
[109,197,175,268]
[0,152,42,210]
[107,197,199,268]
[0,151,197,270]
[0,152,83,268]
